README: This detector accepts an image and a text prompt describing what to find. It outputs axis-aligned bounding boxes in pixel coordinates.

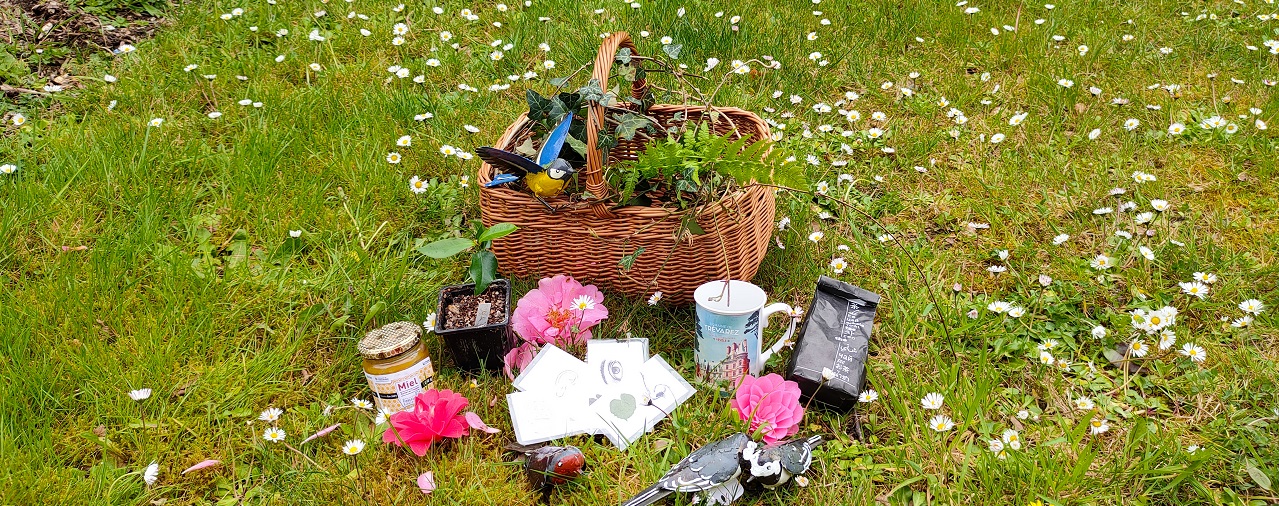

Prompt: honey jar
[358,321,436,413]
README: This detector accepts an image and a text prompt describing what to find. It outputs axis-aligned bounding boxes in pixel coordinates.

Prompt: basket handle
[584,32,649,218]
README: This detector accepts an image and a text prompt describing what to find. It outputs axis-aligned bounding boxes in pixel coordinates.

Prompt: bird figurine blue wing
[480,112,577,198]
[620,432,750,506]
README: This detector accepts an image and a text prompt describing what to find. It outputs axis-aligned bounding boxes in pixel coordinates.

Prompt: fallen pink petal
[417,471,436,495]
[300,423,341,445]
[181,459,221,475]
[464,411,501,434]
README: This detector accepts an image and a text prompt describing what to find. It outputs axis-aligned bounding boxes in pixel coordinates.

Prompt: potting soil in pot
[444,284,508,329]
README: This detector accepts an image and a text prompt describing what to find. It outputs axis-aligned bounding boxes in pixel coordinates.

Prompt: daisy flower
[808,231,824,242]
[409,176,429,194]
[987,301,1011,313]
[263,427,287,442]
[1074,397,1095,410]
[1239,299,1264,314]
[1158,330,1176,350]
[1179,281,1209,299]
[571,295,596,311]
[1129,339,1149,358]
[342,439,366,455]
[1180,343,1206,362]
[143,461,159,486]
[1089,255,1113,270]
[830,257,848,274]
[259,407,283,422]
[858,389,879,403]
[1091,325,1107,339]
[351,398,373,410]
[1192,272,1217,283]
[921,392,944,410]
[128,388,152,401]
[1002,429,1022,450]
[929,415,955,432]
[647,292,663,306]
[386,152,402,164]
[1089,418,1110,435]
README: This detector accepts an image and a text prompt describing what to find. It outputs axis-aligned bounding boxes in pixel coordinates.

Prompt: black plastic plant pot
[434,279,514,373]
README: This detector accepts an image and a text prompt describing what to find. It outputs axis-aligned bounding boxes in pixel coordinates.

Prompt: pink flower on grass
[382,389,469,456]
[503,341,539,380]
[512,275,608,346]
[730,373,804,444]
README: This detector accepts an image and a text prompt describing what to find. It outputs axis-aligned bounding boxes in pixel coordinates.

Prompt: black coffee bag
[785,276,880,411]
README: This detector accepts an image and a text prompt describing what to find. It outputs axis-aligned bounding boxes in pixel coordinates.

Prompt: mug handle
[758,303,797,364]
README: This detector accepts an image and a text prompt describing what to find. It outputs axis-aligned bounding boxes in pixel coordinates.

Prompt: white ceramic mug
[692,280,796,384]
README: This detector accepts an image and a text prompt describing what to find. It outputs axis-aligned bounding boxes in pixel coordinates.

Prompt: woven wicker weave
[478,32,776,303]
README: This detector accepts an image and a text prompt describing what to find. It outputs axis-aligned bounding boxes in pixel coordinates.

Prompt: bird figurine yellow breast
[479,112,578,198]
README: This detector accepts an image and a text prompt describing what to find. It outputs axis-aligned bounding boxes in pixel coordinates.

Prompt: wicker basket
[478,32,776,304]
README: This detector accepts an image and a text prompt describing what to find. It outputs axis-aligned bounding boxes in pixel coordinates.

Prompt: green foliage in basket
[610,122,800,210]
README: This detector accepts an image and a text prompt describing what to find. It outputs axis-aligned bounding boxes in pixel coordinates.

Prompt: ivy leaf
[662,43,683,59]
[614,113,652,141]
[578,78,605,103]
[617,64,637,83]
[615,47,632,65]
[618,246,645,271]
[526,89,552,123]
[596,129,618,154]
[680,214,706,235]
[549,76,571,87]
[564,134,588,156]
[513,138,537,157]
[600,91,620,107]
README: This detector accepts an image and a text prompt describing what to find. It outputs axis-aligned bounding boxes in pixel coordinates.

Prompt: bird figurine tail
[620,483,674,506]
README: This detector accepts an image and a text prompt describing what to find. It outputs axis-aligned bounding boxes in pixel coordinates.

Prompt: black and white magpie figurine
[620,432,750,506]
[740,435,823,490]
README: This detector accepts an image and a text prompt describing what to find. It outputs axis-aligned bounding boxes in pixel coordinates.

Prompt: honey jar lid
[358,321,422,360]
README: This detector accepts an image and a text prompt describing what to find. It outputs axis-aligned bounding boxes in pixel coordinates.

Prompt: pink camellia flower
[503,341,540,380]
[382,389,469,456]
[730,373,804,444]
[511,275,608,347]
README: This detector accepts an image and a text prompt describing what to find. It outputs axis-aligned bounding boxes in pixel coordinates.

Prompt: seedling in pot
[416,221,518,295]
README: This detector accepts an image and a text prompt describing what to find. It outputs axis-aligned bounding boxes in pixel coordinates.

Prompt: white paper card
[584,340,648,397]
[512,344,590,393]
[507,390,595,444]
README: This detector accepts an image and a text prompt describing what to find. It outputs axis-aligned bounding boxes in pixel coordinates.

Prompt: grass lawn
[3,0,1279,504]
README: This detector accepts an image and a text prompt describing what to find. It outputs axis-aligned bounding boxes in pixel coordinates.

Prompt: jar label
[365,356,435,413]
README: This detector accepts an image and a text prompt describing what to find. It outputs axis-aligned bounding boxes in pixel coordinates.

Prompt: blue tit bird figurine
[479,112,578,198]
[739,435,822,490]
[621,432,750,506]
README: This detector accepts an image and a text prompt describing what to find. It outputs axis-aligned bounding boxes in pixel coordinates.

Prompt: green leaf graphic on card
[609,393,637,420]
